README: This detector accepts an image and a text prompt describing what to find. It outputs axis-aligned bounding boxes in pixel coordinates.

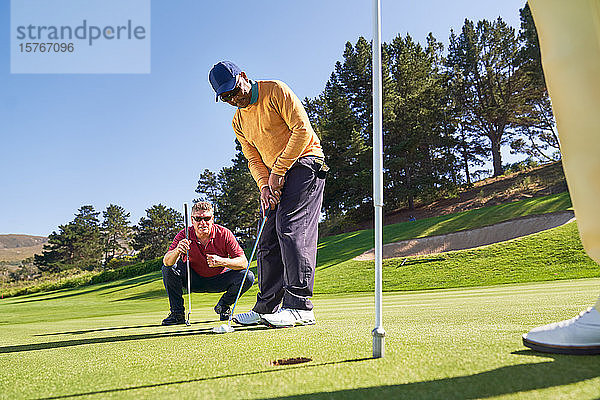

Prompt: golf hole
[270,357,312,366]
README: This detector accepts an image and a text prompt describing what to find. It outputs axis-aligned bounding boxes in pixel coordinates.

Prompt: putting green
[1,278,599,399]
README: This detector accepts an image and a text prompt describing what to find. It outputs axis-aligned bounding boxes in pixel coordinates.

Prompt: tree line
[35,204,183,272]
[201,5,559,235]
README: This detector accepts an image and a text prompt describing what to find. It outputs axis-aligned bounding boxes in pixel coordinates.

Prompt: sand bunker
[354,211,575,261]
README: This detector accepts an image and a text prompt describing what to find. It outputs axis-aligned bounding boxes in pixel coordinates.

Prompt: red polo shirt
[168,224,245,277]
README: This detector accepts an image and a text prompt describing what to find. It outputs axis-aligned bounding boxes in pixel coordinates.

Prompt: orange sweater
[232,80,324,189]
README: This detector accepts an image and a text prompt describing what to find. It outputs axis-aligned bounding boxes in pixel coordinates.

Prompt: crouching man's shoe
[261,308,316,328]
[214,303,231,321]
[161,312,185,326]
[522,307,600,355]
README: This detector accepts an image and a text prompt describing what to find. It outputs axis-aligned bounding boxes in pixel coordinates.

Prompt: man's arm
[270,81,315,177]
[233,120,278,210]
[206,228,250,270]
[163,239,190,266]
[233,119,270,189]
[206,254,248,270]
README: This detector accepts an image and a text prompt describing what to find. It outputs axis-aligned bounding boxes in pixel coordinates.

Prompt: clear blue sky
[1,0,528,236]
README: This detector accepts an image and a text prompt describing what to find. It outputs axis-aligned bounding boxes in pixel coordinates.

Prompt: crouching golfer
[209,61,326,328]
[161,201,254,325]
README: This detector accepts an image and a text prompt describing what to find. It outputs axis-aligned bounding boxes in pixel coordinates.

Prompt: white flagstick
[372,0,385,358]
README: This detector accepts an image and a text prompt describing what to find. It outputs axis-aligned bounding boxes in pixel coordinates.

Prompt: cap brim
[215,78,237,102]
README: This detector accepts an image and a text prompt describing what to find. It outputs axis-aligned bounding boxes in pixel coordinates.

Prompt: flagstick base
[372,327,386,358]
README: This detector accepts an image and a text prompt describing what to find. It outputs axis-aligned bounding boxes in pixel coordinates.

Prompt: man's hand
[176,239,191,255]
[260,186,278,211]
[268,172,285,202]
[206,254,227,267]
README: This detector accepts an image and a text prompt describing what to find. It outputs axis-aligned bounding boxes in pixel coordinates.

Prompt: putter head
[185,312,191,326]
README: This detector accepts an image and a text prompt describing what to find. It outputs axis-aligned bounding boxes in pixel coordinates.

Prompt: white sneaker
[522,307,600,355]
[232,310,262,326]
[261,308,316,328]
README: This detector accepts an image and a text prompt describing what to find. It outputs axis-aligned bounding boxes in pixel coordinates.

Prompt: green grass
[2,192,573,298]
[1,276,599,399]
[315,222,600,294]
[317,192,572,268]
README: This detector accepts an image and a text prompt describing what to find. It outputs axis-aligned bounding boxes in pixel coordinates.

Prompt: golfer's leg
[162,262,186,313]
[523,0,600,353]
[530,0,600,281]
[253,212,285,314]
[277,157,325,310]
[200,269,255,306]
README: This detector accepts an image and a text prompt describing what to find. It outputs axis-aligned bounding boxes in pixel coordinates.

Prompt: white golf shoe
[232,310,262,326]
[522,307,600,355]
[261,308,316,328]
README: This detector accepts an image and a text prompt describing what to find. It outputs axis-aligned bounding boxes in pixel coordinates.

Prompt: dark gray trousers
[253,156,325,313]
[162,261,254,313]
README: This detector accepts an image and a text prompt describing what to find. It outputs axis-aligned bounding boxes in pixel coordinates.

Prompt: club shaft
[184,203,192,323]
[229,214,268,322]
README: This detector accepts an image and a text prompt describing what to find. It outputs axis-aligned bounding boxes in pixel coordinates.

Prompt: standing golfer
[209,61,326,328]
[161,201,253,325]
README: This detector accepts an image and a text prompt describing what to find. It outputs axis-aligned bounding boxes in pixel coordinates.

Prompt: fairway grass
[1,277,599,399]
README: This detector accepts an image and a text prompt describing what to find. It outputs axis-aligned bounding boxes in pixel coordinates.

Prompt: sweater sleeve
[270,81,313,176]
[232,116,270,189]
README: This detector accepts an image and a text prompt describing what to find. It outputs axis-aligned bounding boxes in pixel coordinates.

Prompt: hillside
[359,161,567,229]
[0,234,47,262]
[0,234,47,249]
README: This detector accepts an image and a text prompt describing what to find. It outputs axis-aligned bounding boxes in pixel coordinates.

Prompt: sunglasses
[192,216,213,222]
[220,85,241,102]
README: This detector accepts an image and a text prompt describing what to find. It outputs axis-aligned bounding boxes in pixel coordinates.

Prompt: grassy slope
[0,277,599,399]
[317,192,572,268]
[316,222,600,294]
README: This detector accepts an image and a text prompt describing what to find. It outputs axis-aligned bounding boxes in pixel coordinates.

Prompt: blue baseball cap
[209,61,241,101]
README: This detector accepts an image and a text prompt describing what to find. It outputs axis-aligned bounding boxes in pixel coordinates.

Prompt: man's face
[191,210,213,236]
[220,72,252,108]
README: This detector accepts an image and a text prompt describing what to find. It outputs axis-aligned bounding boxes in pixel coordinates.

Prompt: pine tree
[385,33,456,210]
[101,204,132,263]
[34,205,103,271]
[195,169,220,207]
[448,18,530,176]
[510,3,560,161]
[132,204,183,261]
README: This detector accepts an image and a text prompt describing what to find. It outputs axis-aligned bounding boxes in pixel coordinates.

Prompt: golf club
[212,211,268,334]
[184,203,192,327]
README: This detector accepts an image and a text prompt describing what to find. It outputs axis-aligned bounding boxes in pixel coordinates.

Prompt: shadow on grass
[263,351,600,399]
[11,274,160,304]
[34,320,219,336]
[37,357,372,400]
[35,351,599,400]
[1,325,269,354]
[112,289,165,301]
